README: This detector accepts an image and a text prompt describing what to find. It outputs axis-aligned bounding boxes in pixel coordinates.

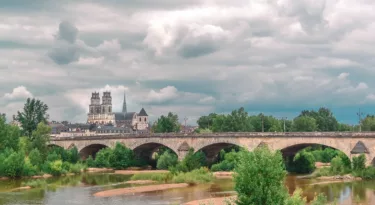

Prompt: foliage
[48,160,65,176]
[197,113,217,130]
[109,143,136,169]
[94,148,112,168]
[361,115,375,131]
[16,98,49,138]
[131,173,172,182]
[330,156,346,175]
[310,193,328,205]
[234,147,288,205]
[131,167,214,185]
[29,148,43,167]
[86,156,95,167]
[152,112,180,133]
[0,117,21,151]
[284,188,306,205]
[31,123,51,160]
[172,167,213,185]
[352,154,366,172]
[291,150,316,174]
[69,163,85,174]
[170,148,206,173]
[0,149,25,177]
[292,116,317,132]
[156,150,178,170]
[211,149,240,171]
[298,108,339,132]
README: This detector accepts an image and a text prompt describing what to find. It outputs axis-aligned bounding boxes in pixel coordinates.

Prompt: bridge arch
[79,144,109,160]
[132,142,178,167]
[193,138,242,164]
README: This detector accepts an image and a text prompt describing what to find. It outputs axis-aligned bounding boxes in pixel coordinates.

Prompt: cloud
[144,86,179,103]
[2,0,375,124]
[58,21,79,43]
[3,86,33,100]
[338,72,350,80]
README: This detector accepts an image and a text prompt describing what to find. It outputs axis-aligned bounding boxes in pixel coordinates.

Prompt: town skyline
[1,1,375,125]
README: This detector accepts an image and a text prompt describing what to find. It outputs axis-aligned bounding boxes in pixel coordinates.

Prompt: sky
[0,0,375,125]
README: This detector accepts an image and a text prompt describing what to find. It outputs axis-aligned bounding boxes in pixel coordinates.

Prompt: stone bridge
[49,132,375,165]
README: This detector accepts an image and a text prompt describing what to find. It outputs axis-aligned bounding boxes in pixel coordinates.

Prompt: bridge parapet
[50,132,375,141]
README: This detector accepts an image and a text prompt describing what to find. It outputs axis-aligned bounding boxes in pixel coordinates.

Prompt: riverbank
[184,196,236,205]
[114,170,169,175]
[93,183,190,197]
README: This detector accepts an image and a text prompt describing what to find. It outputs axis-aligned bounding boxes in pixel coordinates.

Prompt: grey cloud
[178,38,221,58]
[58,21,79,43]
[48,42,80,65]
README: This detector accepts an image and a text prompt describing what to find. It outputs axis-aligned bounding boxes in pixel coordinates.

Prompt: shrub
[330,156,345,175]
[0,150,25,177]
[29,148,43,167]
[292,150,316,174]
[67,147,79,164]
[47,152,61,162]
[48,160,65,176]
[70,163,84,174]
[285,188,306,205]
[156,150,178,170]
[234,147,288,205]
[171,148,207,173]
[109,143,135,169]
[172,167,213,185]
[22,158,39,176]
[94,148,112,167]
[210,150,239,171]
[352,154,366,171]
[62,161,71,173]
[131,173,172,182]
[86,156,95,167]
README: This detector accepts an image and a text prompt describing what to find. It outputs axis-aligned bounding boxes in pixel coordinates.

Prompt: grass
[130,168,214,185]
[21,179,48,188]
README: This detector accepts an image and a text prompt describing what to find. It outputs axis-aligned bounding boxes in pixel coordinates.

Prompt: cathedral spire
[122,91,127,113]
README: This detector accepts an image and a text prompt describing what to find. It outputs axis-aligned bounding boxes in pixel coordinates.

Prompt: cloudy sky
[1,0,375,125]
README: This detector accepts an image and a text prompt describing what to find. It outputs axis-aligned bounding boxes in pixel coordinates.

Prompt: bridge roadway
[49,132,375,165]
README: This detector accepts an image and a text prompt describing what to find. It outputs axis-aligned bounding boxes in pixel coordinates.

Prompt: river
[0,173,374,205]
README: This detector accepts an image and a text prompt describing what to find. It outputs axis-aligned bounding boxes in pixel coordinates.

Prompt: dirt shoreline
[114,170,169,175]
[125,180,157,184]
[94,183,189,197]
[213,171,234,179]
[184,196,236,205]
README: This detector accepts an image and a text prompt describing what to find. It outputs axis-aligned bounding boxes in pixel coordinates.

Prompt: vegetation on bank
[231,147,329,205]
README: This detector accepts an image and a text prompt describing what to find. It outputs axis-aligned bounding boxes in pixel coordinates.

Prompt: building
[87,91,149,130]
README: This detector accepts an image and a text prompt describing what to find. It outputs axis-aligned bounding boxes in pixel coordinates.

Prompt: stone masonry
[49,132,375,165]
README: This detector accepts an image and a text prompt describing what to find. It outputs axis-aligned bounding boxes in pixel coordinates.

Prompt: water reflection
[0,174,375,205]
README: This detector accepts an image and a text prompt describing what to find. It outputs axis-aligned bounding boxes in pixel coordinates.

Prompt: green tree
[109,143,136,169]
[361,115,375,131]
[338,123,352,131]
[0,117,21,151]
[31,123,51,160]
[197,113,217,129]
[292,150,316,174]
[16,98,49,138]
[211,108,253,132]
[234,147,288,205]
[29,148,43,167]
[156,150,178,170]
[292,116,317,132]
[152,112,180,133]
[299,108,338,131]
[352,154,366,171]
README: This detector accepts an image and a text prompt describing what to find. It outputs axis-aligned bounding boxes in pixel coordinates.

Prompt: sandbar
[94,183,189,197]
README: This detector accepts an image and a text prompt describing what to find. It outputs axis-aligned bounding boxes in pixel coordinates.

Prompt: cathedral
[87,91,149,130]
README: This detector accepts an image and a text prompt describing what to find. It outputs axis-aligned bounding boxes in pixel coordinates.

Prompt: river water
[0,173,374,205]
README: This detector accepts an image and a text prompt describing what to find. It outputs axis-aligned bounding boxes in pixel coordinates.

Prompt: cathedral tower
[89,92,101,114]
[122,91,127,113]
[101,91,112,114]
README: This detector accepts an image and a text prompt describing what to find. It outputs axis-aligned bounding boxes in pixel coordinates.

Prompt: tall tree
[152,112,180,133]
[298,107,338,131]
[16,98,49,139]
[292,116,317,132]
[361,115,375,131]
[0,117,21,151]
[197,113,217,129]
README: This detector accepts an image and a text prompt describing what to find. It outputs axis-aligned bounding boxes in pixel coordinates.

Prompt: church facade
[87,91,149,130]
